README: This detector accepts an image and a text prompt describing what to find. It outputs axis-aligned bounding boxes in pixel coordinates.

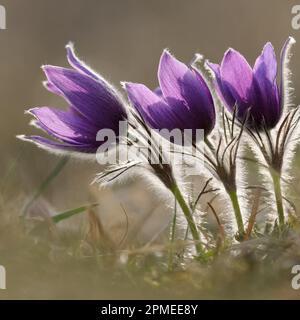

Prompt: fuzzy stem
[270,170,285,229]
[168,199,177,272]
[171,183,203,256]
[227,189,245,236]
[204,136,245,236]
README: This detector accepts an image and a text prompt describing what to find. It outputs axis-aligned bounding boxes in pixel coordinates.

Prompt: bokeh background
[1,0,300,299]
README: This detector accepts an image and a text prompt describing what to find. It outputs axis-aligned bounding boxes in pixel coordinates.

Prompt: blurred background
[1,0,300,299]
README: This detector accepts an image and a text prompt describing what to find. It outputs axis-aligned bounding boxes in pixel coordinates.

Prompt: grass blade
[52,203,99,224]
[22,156,69,215]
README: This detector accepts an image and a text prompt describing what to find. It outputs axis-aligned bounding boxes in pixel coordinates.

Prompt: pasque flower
[124,50,215,142]
[207,37,296,232]
[207,38,295,129]
[20,44,127,153]
[123,50,215,255]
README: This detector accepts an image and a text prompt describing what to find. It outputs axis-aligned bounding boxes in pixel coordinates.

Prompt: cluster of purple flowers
[22,39,293,152]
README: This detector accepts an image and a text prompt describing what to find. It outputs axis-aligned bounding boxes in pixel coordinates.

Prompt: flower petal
[158,51,215,132]
[125,82,181,131]
[66,43,100,81]
[42,66,126,129]
[220,48,253,105]
[206,61,236,109]
[158,50,190,101]
[28,107,99,144]
[252,43,280,128]
[19,135,97,153]
[43,81,62,96]
[253,42,277,85]
[153,86,163,96]
[189,67,216,131]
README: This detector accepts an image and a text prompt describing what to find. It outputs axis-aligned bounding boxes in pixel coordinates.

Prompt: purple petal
[28,107,99,144]
[43,81,62,96]
[189,67,216,131]
[153,86,163,96]
[253,42,277,85]
[207,61,236,109]
[66,43,100,81]
[20,135,97,153]
[220,48,253,105]
[252,43,280,127]
[42,66,126,129]
[158,50,190,101]
[66,44,124,112]
[158,51,215,132]
[125,82,181,131]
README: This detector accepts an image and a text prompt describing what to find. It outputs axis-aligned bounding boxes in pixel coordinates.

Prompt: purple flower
[207,37,295,129]
[20,43,127,153]
[124,50,215,142]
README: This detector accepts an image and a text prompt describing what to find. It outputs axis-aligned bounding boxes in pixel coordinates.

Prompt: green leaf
[52,203,99,224]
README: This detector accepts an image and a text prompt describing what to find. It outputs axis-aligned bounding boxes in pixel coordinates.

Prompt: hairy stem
[168,199,177,272]
[271,170,285,229]
[227,189,245,236]
[171,183,203,256]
